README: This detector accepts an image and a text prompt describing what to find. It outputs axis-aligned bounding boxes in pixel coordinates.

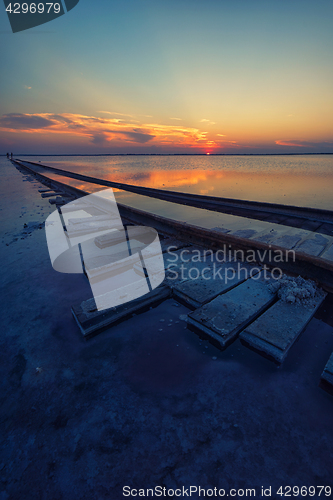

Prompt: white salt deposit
[268,274,325,307]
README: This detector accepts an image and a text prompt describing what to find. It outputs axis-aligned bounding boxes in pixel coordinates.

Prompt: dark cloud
[131,172,150,180]
[49,114,73,124]
[91,133,108,145]
[90,129,155,144]
[0,113,55,130]
[68,123,87,130]
[118,131,155,143]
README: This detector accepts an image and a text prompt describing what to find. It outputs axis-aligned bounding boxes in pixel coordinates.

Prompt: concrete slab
[271,230,310,250]
[240,294,326,364]
[41,191,60,198]
[95,226,153,249]
[229,221,279,240]
[187,272,275,348]
[295,233,331,257]
[134,245,233,287]
[321,243,333,263]
[49,196,72,206]
[229,229,258,239]
[172,261,258,309]
[320,353,333,393]
[252,226,290,244]
[72,285,171,338]
[211,226,231,234]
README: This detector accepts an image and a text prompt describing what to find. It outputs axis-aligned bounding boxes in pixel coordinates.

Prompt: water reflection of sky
[19,155,333,210]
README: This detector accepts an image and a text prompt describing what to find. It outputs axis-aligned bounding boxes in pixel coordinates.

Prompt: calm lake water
[18,154,333,210]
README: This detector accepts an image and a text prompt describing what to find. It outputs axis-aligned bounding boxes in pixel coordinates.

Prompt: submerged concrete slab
[172,261,258,309]
[72,285,171,338]
[240,294,326,364]
[321,353,333,390]
[187,272,275,348]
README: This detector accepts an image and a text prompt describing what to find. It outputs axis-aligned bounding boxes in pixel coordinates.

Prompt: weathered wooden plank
[240,294,326,364]
[172,261,258,309]
[72,285,171,338]
[187,272,276,348]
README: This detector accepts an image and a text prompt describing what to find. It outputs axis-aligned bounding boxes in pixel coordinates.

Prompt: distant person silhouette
[10,153,13,158]
[6,153,9,158]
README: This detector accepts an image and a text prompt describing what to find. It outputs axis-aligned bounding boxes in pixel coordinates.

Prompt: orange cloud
[275,140,310,147]
[0,112,207,147]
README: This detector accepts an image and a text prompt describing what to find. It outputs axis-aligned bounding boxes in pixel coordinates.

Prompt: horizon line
[3,152,333,157]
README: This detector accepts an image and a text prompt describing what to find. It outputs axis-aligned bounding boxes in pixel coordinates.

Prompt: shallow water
[1,156,333,496]
[17,154,333,210]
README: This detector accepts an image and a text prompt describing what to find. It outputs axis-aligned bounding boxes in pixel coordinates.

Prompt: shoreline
[2,152,333,156]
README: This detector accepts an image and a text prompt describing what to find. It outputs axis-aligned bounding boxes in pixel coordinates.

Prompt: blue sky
[0,0,333,153]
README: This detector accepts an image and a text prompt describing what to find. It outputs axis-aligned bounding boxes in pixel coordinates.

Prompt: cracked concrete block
[187,272,275,348]
[72,285,171,338]
[172,261,259,309]
[240,294,326,363]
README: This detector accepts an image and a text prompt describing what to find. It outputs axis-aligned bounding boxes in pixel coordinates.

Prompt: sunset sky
[0,0,332,154]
